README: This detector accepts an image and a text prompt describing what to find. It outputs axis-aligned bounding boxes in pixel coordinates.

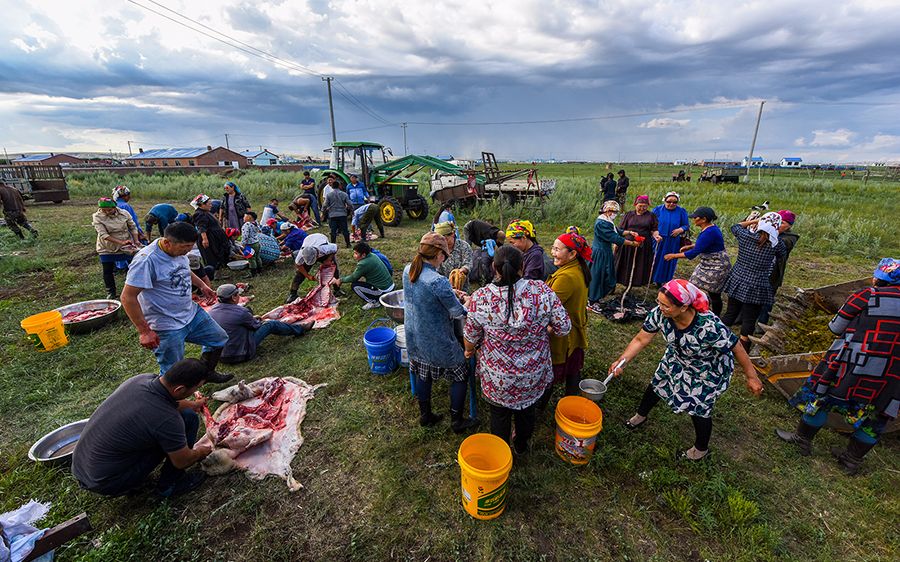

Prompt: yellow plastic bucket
[458,433,513,520]
[20,310,68,352]
[554,396,603,465]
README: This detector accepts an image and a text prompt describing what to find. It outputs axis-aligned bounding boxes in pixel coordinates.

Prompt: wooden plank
[22,513,91,562]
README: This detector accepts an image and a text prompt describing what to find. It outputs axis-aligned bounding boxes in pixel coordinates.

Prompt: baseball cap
[689,206,717,221]
[216,284,240,299]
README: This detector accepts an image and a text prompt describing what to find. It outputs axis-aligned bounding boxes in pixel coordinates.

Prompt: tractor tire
[406,196,429,220]
[711,175,720,184]
[379,197,403,227]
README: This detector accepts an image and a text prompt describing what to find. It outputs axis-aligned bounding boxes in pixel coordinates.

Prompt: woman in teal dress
[609,279,763,460]
[589,200,640,305]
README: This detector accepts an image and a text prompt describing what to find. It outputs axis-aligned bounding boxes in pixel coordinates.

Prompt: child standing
[241,211,262,276]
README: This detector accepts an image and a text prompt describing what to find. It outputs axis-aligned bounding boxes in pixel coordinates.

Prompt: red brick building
[13,153,84,167]
[123,146,249,168]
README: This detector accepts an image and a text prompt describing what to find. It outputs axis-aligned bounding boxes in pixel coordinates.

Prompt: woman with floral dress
[609,279,763,460]
[464,245,571,455]
[776,258,900,475]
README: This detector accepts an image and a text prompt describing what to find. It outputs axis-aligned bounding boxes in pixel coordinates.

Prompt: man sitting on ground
[71,358,214,498]
[209,284,313,363]
[279,222,308,254]
[330,242,394,310]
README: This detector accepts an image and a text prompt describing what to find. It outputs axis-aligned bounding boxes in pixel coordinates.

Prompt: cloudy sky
[2,0,900,163]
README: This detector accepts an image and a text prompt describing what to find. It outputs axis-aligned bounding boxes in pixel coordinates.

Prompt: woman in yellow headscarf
[505,219,547,280]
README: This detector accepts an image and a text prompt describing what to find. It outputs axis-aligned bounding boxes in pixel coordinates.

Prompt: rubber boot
[450,409,479,434]
[199,348,233,384]
[774,420,821,456]
[831,438,877,476]
[740,337,752,355]
[418,400,443,427]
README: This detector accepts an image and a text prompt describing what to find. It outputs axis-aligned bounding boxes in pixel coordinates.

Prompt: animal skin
[198,377,325,491]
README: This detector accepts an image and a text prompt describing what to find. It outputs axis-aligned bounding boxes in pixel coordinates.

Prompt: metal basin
[227,260,249,271]
[380,289,405,323]
[28,419,89,467]
[56,299,121,334]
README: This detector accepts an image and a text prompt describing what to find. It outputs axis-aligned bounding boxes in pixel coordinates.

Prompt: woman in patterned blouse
[464,245,572,455]
[610,279,762,460]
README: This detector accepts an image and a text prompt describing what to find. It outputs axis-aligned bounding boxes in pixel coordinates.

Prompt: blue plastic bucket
[364,320,397,375]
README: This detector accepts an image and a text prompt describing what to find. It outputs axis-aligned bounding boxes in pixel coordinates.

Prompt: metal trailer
[0,165,70,203]
[697,167,741,184]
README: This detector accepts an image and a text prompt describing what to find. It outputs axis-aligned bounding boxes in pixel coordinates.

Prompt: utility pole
[745,100,765,181]
[224,133,230,150]
[127,140,133,156]
[3,146,9,164]
[322,76,336,143]
[401,122,408,155]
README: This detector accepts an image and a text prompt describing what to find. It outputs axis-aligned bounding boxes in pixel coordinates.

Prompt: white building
[239,149,279,166]
[742,156,765,167]
[781,157,802,168]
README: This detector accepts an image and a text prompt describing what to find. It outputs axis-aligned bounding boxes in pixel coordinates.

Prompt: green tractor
[317,141,432,226]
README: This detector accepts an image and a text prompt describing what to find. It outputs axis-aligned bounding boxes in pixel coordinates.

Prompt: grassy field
[0,166,898,561]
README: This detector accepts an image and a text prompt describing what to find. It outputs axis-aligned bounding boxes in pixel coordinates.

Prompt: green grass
[0,167,898,561]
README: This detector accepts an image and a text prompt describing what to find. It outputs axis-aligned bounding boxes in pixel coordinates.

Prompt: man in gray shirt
[72,358,213,498]
[323,183,353,248]
[121,222,231,380]
[208,284,312,363]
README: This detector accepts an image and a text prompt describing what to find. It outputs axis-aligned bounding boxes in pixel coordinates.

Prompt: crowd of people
[5,170,893,501]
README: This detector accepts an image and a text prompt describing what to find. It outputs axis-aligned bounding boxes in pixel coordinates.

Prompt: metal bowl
[56,299,121,334]
[379,289,404,323]
[227,260,249,271]
[579,379,607,403]
[28,419,89,466]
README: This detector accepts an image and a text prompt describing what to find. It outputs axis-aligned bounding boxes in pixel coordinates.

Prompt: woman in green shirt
[331,242,394,310]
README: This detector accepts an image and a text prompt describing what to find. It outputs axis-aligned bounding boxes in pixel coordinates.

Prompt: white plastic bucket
[395,325,409,368]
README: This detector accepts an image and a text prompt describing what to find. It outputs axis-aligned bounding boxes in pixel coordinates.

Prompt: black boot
[285,291,298,304]
[199,348,233,384]
[418,400,443,427]
[740,337,752,354]
[450,409,479,434]
[831,438,877,476]
[775,420,821,456]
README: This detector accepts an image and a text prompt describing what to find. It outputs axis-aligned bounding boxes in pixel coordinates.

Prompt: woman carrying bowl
[92,197,142,299]
[614,195,661,288]
[609,279,762,460]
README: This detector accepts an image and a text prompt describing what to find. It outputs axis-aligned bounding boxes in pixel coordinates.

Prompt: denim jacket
[402,262,467,367]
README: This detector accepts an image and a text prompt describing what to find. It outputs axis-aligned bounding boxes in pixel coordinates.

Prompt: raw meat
[261,262,340,328]
[192,293,254,311]
[197,377,325,491]
[350,230,379,242]
[61,306,117,323]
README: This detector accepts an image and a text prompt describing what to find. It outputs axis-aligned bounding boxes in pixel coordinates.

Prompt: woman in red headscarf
[615,195,660,287]
[543,232,593,400]
[609,279,763,460]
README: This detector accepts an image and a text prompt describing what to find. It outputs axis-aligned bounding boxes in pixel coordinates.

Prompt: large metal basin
[56,299,121,334]
[28,419,89,466]
[380,289,404,323]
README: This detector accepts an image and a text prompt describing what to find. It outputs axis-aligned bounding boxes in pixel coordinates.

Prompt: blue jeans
[308,195,321,223]
[154,308,229,376]
[252,320,306,348]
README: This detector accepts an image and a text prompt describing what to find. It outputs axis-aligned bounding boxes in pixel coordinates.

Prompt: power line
[134,0,321,77]
[226,123,399,139]
[333,79,391,124]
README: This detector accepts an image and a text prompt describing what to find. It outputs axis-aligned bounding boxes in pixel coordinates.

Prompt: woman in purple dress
[615,195,660,287]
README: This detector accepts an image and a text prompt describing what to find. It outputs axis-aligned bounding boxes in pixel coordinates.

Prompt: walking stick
[617,243,638,318]
[643,240,660,302]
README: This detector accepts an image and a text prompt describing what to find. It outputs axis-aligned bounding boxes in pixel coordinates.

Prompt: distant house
[781,157,802,168]
[742,156,765,167]
[700,159,740,167]
[672,159,692,166]
[239,149,279,166]
[123,146,248,168]
[13,153,84,167]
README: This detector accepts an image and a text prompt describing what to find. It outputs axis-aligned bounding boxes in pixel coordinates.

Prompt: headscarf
[190,194,210,210]
[777,210,796,225]
[112,185,130,201]
[756,212,782,247]
[266,218,278,227]
[664,191,680,202]
[634,195,650,205]
[601,200,621,214]
[433,221,455,236]
[224,227,240,239]
[97,197,116,209]
[662,279,710,313]
[557,232,592,263]
[874,258,900,284]
[566,225,581,235]
[505,219,535,240]
[224,181,240,193]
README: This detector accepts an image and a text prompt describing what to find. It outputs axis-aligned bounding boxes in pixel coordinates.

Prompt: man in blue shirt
[121,222,231,380]
[280,223,308,253]
[145,203,179,239]
[347,174,368,208]
[299,171,320,223]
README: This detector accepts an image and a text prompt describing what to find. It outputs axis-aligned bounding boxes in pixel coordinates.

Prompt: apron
[690,250,731,293]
